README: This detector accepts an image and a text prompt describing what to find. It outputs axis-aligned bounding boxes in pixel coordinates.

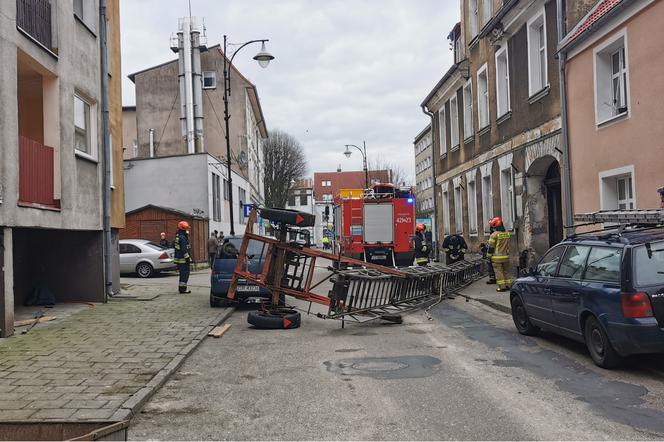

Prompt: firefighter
[174,221,192,294]
[322,235,331,250]
[414,224,430,266]
[487,217,511,292]
[442,233,467,265]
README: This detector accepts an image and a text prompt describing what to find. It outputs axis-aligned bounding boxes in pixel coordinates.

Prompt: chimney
[337,164,342,172]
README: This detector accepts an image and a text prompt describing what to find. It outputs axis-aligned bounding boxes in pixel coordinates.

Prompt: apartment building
[414,125,435,225]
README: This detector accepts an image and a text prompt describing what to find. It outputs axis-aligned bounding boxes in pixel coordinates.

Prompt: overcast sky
[120,0,458,183]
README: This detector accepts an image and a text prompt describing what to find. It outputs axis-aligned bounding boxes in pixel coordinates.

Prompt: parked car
[210,235,277,307]
[119,239,176,278]
[510,227,664,368]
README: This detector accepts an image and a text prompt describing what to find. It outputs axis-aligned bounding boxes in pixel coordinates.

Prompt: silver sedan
[119,239,176,278]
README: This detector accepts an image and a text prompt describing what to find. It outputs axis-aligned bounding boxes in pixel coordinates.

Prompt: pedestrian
[159,232,170,249]
[207,232,218,267]
[487,217,511,292]
[442,233,467,265]
[658,186,664,209]
[174,221,192,294]
[414,224,430,266]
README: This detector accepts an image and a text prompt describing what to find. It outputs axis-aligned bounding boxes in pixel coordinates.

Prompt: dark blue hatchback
[510,228,664,368]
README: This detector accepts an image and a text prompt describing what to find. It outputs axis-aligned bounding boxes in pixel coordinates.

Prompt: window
[599,166,635,210]
[467,178,478,234]
[74,94,94,157]
[211,174,221,222]
[594,32,629,124]
[584,247,622,283]
[321,180,331,187]
[119,243,141,254]
[633,241,664,286]
[300,192,308,206]
[132,139,138,158]
[74,0,97,33]
[462,80,473,140]
[439,108,447,155]
[323,194,333,202]
[617,176,634,210]
[558,246,591,279]
[527,11,547,96]
[450,95,459,148]
[495,46,510,117]
[536,246,565,277]
[477,65,489,129]
[203,71,217,89]
[468,0,479,39]
[481,174,493,232]
[500,167,514,230]
[482,0,493,25]
[223,179,230,201]
[443,190,451,235]
[454,184,463,233]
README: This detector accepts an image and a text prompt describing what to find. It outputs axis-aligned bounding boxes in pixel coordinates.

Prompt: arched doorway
[545,162,563,246]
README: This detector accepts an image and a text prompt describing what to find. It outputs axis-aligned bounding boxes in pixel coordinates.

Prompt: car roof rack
[566,209,664,241]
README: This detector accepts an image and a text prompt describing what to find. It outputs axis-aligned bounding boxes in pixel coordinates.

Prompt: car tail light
[158,252,169,259]
[621,292,654,318]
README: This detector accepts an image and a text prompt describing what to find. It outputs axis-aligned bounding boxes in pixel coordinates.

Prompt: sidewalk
[455,276,512,314]
[0,283,232,423]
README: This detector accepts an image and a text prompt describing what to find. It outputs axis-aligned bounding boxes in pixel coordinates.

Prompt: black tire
[136,262,154,278]
[260,208,315,227]
[247,309,301,329]
[584,316,622,369]
[510,295,540,336]
[210,292,231,308]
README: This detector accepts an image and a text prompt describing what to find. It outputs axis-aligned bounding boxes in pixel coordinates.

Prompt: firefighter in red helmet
[414,224,430,266]
[174,221,192,293]
[487,217,511,292]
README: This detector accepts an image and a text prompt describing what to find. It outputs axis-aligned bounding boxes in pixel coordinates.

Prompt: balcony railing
[19,135,57,209]
[16,0,53,50]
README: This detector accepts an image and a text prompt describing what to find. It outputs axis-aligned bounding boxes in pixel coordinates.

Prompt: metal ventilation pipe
[181,17,195,154]
[191,19,204,152]
[149,128,155,157]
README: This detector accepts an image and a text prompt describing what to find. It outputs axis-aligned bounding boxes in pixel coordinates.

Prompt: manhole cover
[351,361,409,372]
[324,355,441,380]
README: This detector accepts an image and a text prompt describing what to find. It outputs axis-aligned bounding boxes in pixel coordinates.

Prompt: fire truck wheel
[247,309,301,329]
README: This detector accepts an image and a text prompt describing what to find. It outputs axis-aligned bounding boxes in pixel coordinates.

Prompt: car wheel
[247,309,301,329]
[584,316,622,369]
[136,262,154,278]
[510,295,540,336]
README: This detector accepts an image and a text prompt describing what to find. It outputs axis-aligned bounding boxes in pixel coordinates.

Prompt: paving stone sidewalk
[0,285,232,422]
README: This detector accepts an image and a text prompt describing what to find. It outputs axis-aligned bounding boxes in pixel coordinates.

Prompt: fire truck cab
[333,183,415,267]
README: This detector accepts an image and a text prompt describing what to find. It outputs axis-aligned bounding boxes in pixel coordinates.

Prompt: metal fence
[16,0,52,50]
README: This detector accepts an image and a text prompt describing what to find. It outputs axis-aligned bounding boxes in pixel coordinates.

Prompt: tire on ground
[247,309,301,329]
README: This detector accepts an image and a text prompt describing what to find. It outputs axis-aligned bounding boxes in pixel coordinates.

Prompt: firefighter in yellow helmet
[487,217,511,292]
[414,224,430,266]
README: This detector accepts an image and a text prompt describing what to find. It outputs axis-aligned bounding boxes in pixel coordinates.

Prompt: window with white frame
[74,94,96,158]
[211,173,221,221]
[443,189,451,235]
[439,108,447,155]
[467,178,478,234]
[495,46,510,117]
[450,95,459,148]
[594,32,629,124]
[322,180,331,187]
[500,167,514,230]
[454,184,463,233]
[599,166,635,210]
[527,10,548,96]
[203,71,217,89]
[468,0,479,39]
[477,64,489,129]
[463,80,473,140]
[481,174,493,232]
[323,193,333,202]
[482,0,492,25]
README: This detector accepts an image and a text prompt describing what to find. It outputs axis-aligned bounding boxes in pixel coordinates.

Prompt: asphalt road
[127,267,664,440]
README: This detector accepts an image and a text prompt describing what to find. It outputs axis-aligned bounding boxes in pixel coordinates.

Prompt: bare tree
[367,158,409,187]
[263,129,307,208]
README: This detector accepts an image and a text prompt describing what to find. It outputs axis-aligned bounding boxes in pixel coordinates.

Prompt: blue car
[510,228,664,368]
[209,236,273,307]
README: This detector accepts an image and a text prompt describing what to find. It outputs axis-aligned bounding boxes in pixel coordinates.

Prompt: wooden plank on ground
[208,324,231,338]
[13,316,57,327]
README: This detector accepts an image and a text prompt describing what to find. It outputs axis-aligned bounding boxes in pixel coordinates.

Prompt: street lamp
[223,35,274,235]
[343,141,368,189]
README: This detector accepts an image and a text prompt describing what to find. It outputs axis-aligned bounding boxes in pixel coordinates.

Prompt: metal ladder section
[574,209,664,225]
[320,259,486,323]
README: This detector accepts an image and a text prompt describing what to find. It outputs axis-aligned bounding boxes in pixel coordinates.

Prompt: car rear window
[145,242,166,251]
[584,247,622,283]
[634,241,664,286]
[222,238,266,258]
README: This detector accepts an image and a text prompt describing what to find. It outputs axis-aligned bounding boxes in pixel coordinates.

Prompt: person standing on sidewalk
[159,232,170,249]
[487,217,511,292]
[414,224,430,266]
[174,221,192,294]
[207,232,218,267]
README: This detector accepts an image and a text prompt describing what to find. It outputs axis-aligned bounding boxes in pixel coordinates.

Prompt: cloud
[120,0,458,183]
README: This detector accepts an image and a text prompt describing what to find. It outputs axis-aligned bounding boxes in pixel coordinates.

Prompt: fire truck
[333,183,415,267]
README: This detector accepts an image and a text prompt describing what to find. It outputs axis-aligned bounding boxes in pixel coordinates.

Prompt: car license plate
[237,285,259,292]
[371,255,386,260]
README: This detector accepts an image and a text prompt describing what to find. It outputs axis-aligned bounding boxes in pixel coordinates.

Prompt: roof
[559,0,626,51]
[479,0,519,38]
[126,204,207,219]
[420,62,464,109]
[414,124,432,144]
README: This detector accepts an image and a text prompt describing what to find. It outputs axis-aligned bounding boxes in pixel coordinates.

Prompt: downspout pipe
[421,104,439,261]
[557,0,574,236]
[100,0,113,300]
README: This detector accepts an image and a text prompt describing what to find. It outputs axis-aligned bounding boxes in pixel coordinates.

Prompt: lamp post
[343,141,368,189]
[223,35,274,235]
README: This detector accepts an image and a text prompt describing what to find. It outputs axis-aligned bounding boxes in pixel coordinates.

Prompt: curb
[456,293,512,315]
[112,307,235,422]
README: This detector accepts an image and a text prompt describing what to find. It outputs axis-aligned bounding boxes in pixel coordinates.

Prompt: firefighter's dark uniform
[414,231,430,266]
[442,234,467,265]
[174,230,192,293]
[487,226,511,290]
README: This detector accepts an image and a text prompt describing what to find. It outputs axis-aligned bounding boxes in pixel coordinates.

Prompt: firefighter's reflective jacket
[487,228,510,262]
[174,230,192,264]
[414,232,430,264]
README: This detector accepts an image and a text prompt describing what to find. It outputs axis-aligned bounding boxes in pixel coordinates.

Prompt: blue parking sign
[243,204,254,217]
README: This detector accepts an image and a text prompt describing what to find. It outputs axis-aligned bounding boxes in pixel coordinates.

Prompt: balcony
[19,135,59,210]
[16,0,53,51]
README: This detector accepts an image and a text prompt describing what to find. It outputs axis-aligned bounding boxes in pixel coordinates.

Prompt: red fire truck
[333,183,415,267]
